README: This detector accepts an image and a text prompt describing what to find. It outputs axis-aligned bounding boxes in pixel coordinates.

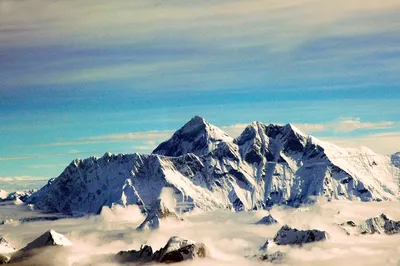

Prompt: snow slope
[27,117,399,214]
[153,115,233,157]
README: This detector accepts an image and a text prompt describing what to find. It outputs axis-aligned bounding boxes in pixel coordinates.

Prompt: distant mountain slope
[27,117,399,214]
[392,152,400,168]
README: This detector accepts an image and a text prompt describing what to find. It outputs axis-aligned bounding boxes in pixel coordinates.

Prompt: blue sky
[1,0,400,191]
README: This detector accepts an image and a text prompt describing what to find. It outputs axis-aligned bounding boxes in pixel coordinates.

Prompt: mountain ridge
[27,116,399,214]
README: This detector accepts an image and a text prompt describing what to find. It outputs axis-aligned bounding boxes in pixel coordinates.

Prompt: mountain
[391,152,400,168]
[153,115,233,157]
[27,117,399,214]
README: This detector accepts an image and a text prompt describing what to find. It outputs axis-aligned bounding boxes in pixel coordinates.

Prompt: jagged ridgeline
[27,116,399,214]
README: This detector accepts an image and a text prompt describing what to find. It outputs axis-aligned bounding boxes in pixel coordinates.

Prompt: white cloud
[322,132,400,154]
[81,131,173,142]
[294,118,395,134]
[0,176,50,182]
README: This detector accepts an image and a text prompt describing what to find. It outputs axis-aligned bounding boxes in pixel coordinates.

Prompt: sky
[1,0,400,190]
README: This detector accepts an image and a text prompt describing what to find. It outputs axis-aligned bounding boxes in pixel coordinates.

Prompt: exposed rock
[154,236,206,263]
[337,220,358,235]
[256,215,278,225]
[115,236,206,264]
[258,251,286,264]
[116,245,153,264]
[137,199,183,231]
[358,214,400,235]
[273,225,328,245]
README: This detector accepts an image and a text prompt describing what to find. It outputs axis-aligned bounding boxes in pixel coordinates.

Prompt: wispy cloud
[5,119,400,161]
[323,132,400,154]
[2,0,400,87]
[0,176,50,182]
[222,118,397,137]
[295,118,396,134]
[0,176,50,191]
[0,151,91,161]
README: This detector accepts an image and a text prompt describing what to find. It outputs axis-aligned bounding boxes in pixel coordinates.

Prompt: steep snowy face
[235,122,307,165]
[21,230,72,251]
[392,152,400,168]
[28,118,399,214]
[153,116,233,157]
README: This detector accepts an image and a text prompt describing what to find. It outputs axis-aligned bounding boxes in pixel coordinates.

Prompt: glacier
[27,116,400,214]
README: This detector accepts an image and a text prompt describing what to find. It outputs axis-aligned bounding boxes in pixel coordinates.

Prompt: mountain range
[27,116,400,214]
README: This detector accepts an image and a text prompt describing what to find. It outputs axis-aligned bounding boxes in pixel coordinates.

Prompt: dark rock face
[136,199,183,231]
[115,236,206,264]
[273,225,328,245]
[256,215,278,225]
[259,251,286,264]
[116,245,153,264]
[358,214,400,235]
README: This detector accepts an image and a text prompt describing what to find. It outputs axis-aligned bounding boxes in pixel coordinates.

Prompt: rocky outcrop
[358,214,400,235]
[272,225,328,245]
[137,199,183,231]
[115,236,206,264]
[338,214,400,236]
[251,251,286,264]
[256,215,278,225]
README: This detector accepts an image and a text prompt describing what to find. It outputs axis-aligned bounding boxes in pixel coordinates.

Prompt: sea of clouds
[1,197,400,265]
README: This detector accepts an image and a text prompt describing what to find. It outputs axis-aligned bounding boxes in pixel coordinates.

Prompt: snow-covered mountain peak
[27,117,400,214]
[152,116,233,157]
